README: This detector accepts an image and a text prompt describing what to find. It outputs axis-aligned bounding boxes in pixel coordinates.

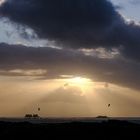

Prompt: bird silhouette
[64,83,69,87]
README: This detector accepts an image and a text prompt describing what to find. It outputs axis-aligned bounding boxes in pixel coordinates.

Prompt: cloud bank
[0,43,140,90]
[0,0,140,61]
[0,0,140,91]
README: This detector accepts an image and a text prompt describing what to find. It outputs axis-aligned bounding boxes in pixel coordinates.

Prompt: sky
[0,0,140,117]
[111,0,140,22]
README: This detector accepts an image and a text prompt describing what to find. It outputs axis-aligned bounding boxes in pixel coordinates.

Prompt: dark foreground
[0,120,140,139]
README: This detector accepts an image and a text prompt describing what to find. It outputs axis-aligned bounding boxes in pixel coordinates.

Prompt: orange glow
[64,76,93,92]
[68,77,91,84]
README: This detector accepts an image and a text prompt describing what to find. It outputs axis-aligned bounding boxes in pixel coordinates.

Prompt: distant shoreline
[0,117,140,124]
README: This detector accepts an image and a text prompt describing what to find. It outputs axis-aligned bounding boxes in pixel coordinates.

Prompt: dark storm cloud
[0,0,140,61]
[0,43,140,90]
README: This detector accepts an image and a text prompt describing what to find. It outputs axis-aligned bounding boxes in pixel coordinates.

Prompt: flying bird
[64,83,69,87]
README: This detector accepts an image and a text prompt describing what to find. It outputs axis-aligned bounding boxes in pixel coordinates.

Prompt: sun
[63,76,93,93]
[70,77,89,83]
[60,75,93,91]
[66,76,92,86]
